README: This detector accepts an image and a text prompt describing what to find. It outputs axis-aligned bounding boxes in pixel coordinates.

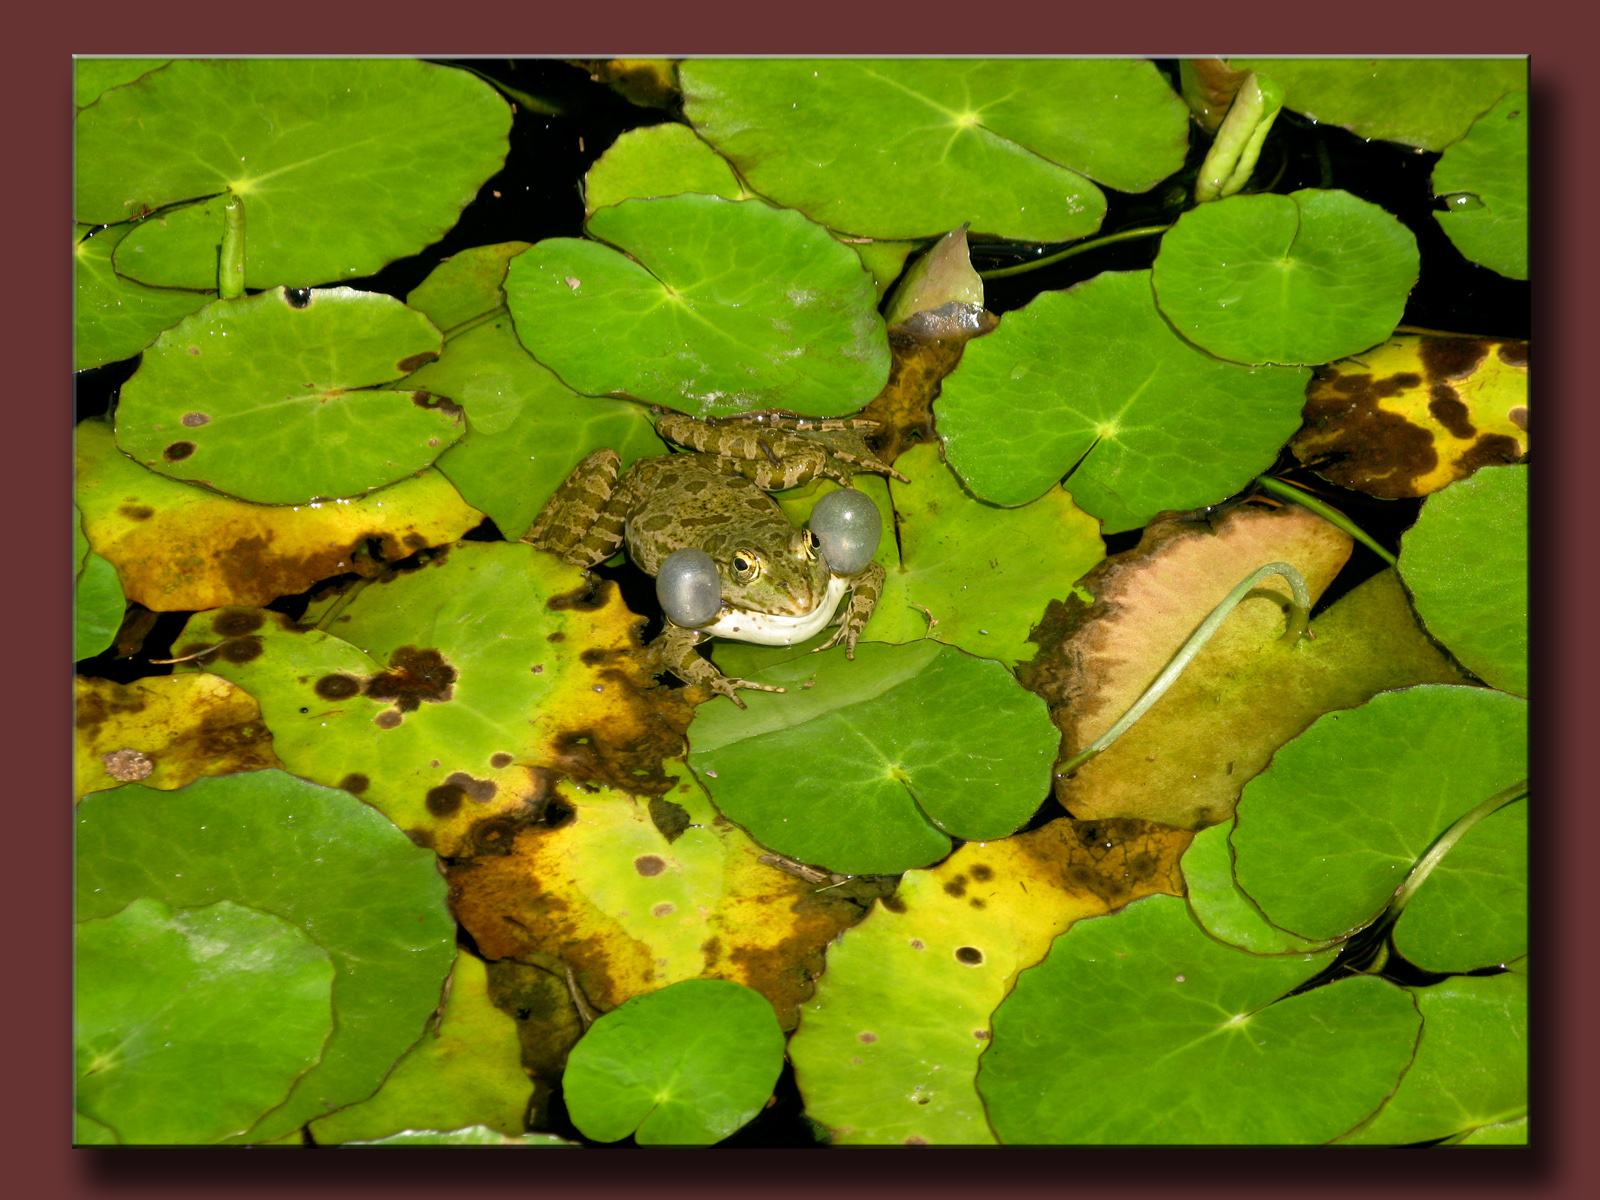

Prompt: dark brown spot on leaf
[374,711,403,729]
[314,674,361,700]
[909,938,925,950]
[634,855,666,877]
[1508,406,1528,431]
[119,504,155,521]
[648,796,691,843]
[162,440,197,463]
[404,827,433,848]
[973,1029,989,1040]
[220,636,263,664]
[969,898,986,909]
[546,632,564,643]
[364,646,457,712]
[1428,384,1476,438]
[1419,336,1489,380]
[443,771,497,804]
[651,902,675,918]
[942,875,967,897]
[954,946,984,965]
[212,609,265,637]
[905,1136,929,1146]
[546,578,611,612]
[426,783,465,817]
[1455,433,1524,475]
[180,412,210,427]
[857,1031,877,1043]
[1498,341,1529,368]
[490,752,514,769]
[970,864,993,881]
[1291,366,1439,498]
[399,353,442,375]
[338,773,369,794]
[881,896,907,914]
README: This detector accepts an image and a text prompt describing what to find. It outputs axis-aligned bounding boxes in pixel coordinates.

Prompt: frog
[523,411,905,706]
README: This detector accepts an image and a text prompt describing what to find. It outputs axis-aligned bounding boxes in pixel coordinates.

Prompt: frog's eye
[656,548,722,627]
[731,550,764,584]
[809,488,881,576]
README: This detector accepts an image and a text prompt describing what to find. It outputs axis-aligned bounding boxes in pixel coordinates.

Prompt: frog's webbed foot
[655,622,785,708]
[814,562,885,659]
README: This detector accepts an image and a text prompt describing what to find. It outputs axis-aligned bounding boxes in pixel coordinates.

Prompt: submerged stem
[1254,475,1398,566]
[219,193,246,300]
[977,225,1171,281]
[1386,779,1529,918]
[1060,561,1311,774]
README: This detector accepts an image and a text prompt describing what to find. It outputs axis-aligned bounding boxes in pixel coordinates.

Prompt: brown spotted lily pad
[790,817,1191,1145]
[446,767,883,1033]
[76,418,482,611]
[75,674,280,802]
[173,542,694,857]
[1290,333,1528,499]
[1021,502,1468,828]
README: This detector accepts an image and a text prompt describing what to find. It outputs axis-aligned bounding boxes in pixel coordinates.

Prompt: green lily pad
[936,270,1309,528]
[75,770,457,1143]
[74,1113,119,1145]
[1394,797,1527,973]
[585,122,749,215]
[1340,972,1526,1145]
[1231,686,1528,942]
[506,194,890,418]
[75,59,169,109]
[75,504,125,661]
[1228,58,1528,152]
[1433,93,1528,280]
[343,1127,578,1146]
[402,243,666,537]
[114,287,461,504]
[1400,464,1527,696]
[978,894,1418,1144]
[74,223,209,371]
[1455,1115,1528,1145]
[1151,189,1420,367]
[680,59,1190,241]
[719,442,1104,673]
[175,541,675,857]
[76,897,335,1145]
[309,951,531,1144]
[76,59,511,289]
[688,641,1058,875]
[1181,820,1328,956]
[562,979,785,1145]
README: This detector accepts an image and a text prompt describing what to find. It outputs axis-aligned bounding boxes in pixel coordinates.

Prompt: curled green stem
[978,225,1171,281]
[219,193,246,299]
[1385,779,1528,918]
[1255,475,1397,566]
[1060,561,1310,774]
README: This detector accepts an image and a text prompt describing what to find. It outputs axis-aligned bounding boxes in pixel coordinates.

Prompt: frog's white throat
[694,574,851,646]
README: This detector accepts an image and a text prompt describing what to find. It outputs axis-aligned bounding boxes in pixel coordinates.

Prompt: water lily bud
[810,489,881,576]
[656,548,723,627]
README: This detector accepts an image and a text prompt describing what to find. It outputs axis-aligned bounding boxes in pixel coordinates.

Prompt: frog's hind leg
[521,448,629,568]
[656,412,908,488]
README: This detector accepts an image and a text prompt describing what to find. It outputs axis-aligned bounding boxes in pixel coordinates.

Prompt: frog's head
[711,526,832,618]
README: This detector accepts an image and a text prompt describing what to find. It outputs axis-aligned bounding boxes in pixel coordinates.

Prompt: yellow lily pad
[446,768,878,1032]
[76,418,483,611]
[75,673,281,801]
[1291,334,1528,499]
[791,817,1190,1144]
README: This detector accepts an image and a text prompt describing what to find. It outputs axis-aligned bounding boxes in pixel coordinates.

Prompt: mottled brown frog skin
[525,412,903,705]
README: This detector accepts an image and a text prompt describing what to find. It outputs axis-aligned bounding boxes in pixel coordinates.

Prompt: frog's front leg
[656,623,786,709]
[521,449,631,568]
[817,561,885,658]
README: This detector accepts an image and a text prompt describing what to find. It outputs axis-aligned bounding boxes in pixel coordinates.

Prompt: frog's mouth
[696,574,851,647]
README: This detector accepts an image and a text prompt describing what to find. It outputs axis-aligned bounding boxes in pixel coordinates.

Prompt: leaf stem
[1385,779,1528,918]
[1060,561,1310,774]
[1254,475,1398,566]
[977,225,1171,281]
[219,193,246,299]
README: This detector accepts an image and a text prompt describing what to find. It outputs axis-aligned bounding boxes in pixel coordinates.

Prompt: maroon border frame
[23,3,1594,1196]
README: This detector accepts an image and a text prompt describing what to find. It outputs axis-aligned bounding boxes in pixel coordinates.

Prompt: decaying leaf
[1022,502,1468,828]
[177,543,695,857]
[792,816,1190,1144]
[446,770,885,1035]
[75,674,281,801]
[76,418,483,611]
[1290,334,1528,498]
